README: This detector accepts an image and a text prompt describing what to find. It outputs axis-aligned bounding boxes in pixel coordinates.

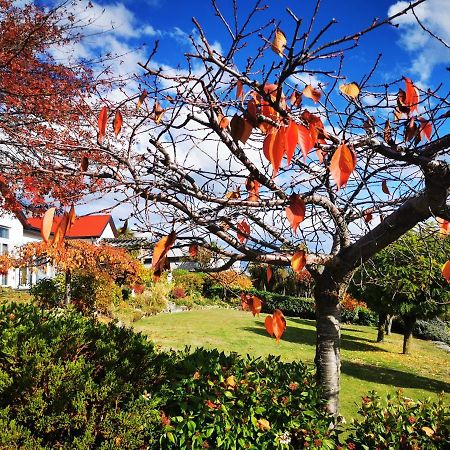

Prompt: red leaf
[113,110,123,136]
[251,295,262,316]
[272,309,286,342]
[437,217,450,235]
[152,231,176,272]
[382,180,390,195]
[363,210,373,223]
[241,292,250,311]
[285,120,298,166]
[419,117,432,142]
[329,144,356,190]
[237,220,250,244]
[285,194,306,233]
[266,266,272,284]
[297,123,315,161]
[80,155,89,172]
[246,177,260,202]
[404,77,419,113]
[271,126,287,177]
[290,90,302,107]
[442,260,450,282]
[230,115,252,144]
[265,315,274,337]
[236,80,244,100]
[189,244,198,257]
[291,250,306,273]
[41,207,56,243]
[97,106,108,144]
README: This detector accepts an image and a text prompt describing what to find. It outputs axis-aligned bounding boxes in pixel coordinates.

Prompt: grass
[129,308,450,420]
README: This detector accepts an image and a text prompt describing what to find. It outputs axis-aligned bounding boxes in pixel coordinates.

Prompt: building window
[0,226,9,239]
[0,274,6,286]
[1,243,7,255]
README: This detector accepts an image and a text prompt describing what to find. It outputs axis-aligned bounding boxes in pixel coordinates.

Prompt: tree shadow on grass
[341,360,450,393]
[241,323,388,353]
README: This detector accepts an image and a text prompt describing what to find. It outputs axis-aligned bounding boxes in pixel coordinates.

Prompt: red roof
[26,215,117,239]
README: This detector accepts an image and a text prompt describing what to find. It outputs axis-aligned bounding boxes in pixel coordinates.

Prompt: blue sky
[73,0,449,86]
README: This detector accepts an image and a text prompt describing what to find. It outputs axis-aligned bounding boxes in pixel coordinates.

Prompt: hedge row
[205,286,377,326]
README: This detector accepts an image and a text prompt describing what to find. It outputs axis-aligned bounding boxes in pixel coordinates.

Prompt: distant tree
[350,227,450,353]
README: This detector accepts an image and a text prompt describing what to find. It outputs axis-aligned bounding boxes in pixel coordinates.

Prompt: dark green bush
[413,318,450,345]
[0,303,165,448]
[346,391,450,449]
[29,277,65,308]
[159,348,337,449]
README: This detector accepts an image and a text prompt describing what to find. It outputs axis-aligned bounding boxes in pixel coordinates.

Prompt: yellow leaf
[226,375,236,387]
[291,250,306,273]
[271,29,287,57]
[339,82,360,98]
[257,418,271,431]
[41,207,56,243]
[421,426,434,437]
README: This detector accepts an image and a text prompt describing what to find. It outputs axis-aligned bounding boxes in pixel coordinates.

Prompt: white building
[0,212,117,289]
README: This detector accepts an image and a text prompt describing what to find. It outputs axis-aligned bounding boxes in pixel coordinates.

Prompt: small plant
[171,286,187,299]
[131,280,172,315]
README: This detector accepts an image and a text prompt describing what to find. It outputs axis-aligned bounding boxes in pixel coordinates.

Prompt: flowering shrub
[171,286,187,299]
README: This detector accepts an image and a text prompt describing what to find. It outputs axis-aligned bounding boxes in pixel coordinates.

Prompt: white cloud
[388,0,450,82]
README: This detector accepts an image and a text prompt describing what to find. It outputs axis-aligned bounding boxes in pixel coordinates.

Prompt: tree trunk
[314,278,342,416]
[64,270,71,306]
[385,314,394,335]
[377,312,388,342]
[402,314,416,354]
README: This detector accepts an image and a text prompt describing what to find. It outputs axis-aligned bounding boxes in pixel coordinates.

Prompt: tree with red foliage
[0,0,109,213]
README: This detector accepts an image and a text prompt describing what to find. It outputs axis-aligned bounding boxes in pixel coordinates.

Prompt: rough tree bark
[377,312,388,342]
[402,314,417,354]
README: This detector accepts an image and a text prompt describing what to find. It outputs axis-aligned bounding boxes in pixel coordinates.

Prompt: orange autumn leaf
[218,114,230,129]
[113,110,123,136]
[339,82,360,98]
[404,77,419,113]
[265,315,274,336]
[236,80,244,100]
[302,85,322,104]
[290,90,302,107]
[41,207,56,243]
[329,144,356,190]
[405,118,419,142]
[272,309,287,342]
[189,244,198,257]
[437,217,450,235]
[285,120,298,166]
[419,117,432,141]
[251,295,262,316]
[297,123,315,161]
[271,126,287,177]
[442,260,450,282]
[152,231,176,271]
[285,194,306,233]
[266,265,272,284]
[153,101,165,124]
[53,213,69,246]
[291,250,306,273]
[137,90,148,110]
[241,292,251,311]
[225,187,241,199]
[246,176,260,202]
[271,28,287,57]
[97,105,108,144]
[382,180,391,195]
[237,220,250,244]
[257,418,271,431]
[67,205,76,229]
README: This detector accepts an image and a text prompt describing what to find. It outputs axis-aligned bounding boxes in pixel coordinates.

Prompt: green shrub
[131,280,171,315]
[413,318,450,345]
[346,391,450,449]
[0,303,165,448]
[29,277,65,308]
[173,270,205,294]
[159,348,337,449]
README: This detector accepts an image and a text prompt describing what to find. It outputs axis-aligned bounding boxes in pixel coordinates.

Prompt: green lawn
[130,308,450,419]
